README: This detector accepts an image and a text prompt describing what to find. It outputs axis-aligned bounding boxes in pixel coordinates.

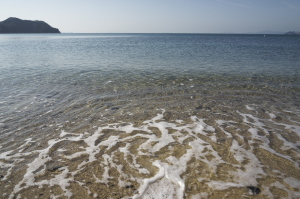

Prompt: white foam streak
[3,108,300,198]
[132,161,165,199]
[246,105,255,111]
[207,181,243,190]
[229,139,265,186]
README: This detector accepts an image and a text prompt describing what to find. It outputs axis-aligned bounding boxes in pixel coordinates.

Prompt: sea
[0,33,300,199]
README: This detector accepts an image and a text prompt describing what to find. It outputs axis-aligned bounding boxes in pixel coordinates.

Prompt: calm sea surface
[0,34,300,199]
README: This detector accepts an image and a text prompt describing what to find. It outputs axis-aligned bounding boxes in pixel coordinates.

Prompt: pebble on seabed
[247,186,261,195]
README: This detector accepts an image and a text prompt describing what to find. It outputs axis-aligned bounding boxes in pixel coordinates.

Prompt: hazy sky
[1,0,300,33]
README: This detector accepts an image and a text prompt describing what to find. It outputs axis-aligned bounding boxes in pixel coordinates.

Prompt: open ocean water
[0,33,300,199]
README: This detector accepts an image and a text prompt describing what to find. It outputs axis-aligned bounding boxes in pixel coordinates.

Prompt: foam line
[2,108,299,198]
[132,161,165,199]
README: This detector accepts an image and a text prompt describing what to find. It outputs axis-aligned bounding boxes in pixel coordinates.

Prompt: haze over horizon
[1,0,300,33]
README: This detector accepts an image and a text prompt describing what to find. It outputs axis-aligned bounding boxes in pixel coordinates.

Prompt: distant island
[284,31,300,35]
[0,17,60,33]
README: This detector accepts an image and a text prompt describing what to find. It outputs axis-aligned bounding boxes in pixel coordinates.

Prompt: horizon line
[60,32,287,35]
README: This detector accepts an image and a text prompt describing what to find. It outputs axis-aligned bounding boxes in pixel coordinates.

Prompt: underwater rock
[247,186,261,195]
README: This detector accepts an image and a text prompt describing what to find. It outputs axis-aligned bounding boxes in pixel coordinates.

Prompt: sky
[1,0,300,33]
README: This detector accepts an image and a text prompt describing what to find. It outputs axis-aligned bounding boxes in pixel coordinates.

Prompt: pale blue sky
[1,0,300,33]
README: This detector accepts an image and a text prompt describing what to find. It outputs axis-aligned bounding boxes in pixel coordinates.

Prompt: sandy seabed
[1,87,299,199]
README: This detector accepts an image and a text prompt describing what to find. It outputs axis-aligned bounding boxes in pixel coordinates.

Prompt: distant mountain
[284,31,300,35]
[0,17,60,33]
[252,30,284,35]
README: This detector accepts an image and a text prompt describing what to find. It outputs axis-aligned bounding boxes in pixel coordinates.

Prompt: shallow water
[0,33,300,199]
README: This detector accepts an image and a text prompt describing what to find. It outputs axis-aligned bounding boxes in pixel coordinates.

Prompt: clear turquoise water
[0,34,300,199]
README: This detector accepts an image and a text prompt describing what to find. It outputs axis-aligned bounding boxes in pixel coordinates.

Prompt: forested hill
[0,17,60,33]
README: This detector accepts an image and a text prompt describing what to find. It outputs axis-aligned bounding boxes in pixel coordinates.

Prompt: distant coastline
[0,17,60,33]
[0,18,297,35]
[284,31,300,35]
